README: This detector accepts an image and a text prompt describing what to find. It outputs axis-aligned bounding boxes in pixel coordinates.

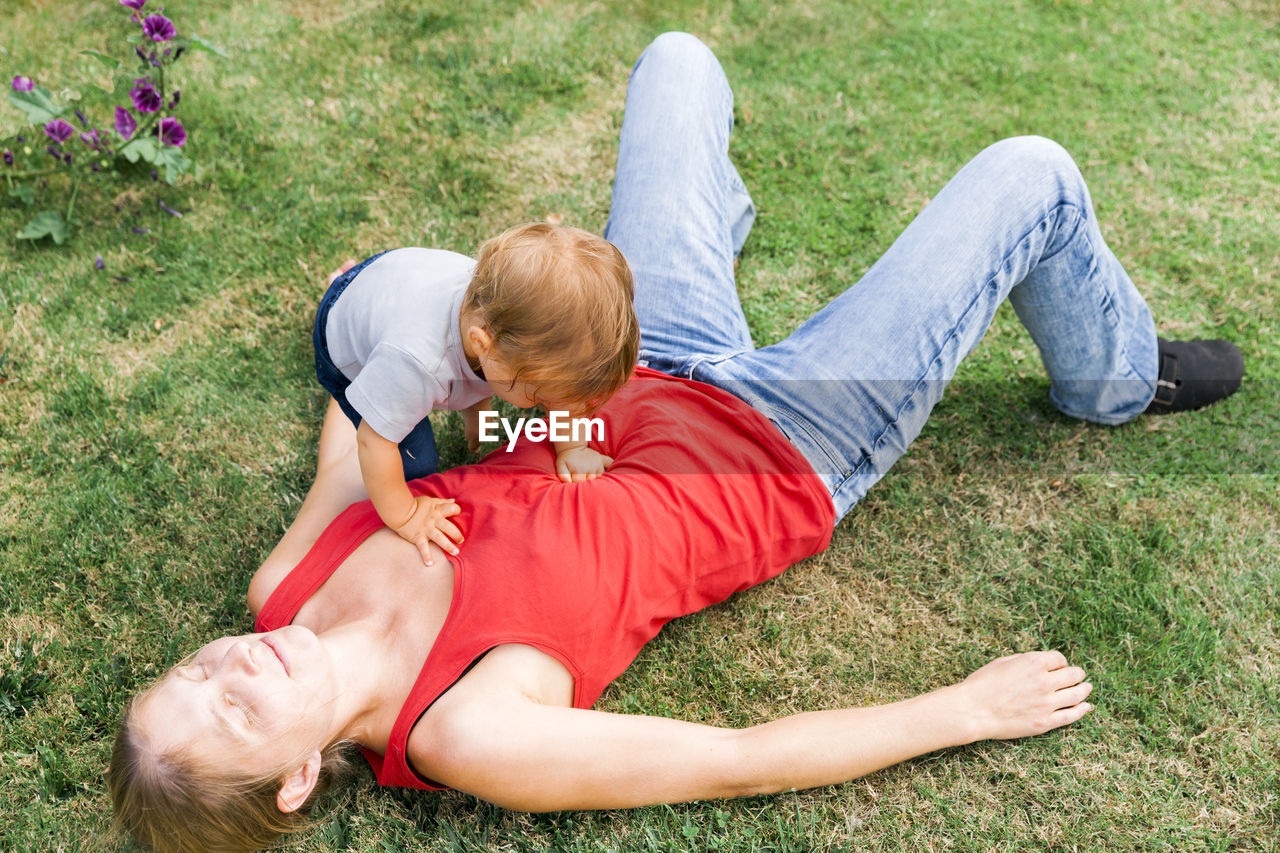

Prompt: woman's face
[135,625,336,776]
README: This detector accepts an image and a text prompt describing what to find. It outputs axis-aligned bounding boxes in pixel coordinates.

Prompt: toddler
[314,223,639,565]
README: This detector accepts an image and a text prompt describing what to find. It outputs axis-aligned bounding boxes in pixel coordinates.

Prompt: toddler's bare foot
[327,258,358,286]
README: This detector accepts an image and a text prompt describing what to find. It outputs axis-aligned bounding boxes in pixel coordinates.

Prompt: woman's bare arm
[415,650,1093,812]
[248,397,370,614]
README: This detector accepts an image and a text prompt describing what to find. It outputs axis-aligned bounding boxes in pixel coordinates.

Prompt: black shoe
[1143,337,1244,414]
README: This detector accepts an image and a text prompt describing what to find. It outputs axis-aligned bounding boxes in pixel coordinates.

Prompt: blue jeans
[313,250,441,480]
[604,33,1158,521]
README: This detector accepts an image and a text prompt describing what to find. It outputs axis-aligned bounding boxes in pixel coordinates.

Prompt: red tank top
[256,368,834,789]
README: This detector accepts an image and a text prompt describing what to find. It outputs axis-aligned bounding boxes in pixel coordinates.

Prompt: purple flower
[44,119,74,143]
[130,78,161,113]
[12,75,34,92]
[168,89,180,108]
[74,108,88,127]
[80,129,103,150]
[159,116,186,147]
[159,199,183,217]
[119,0,146,9]
[114,106,137,140]
[3,151,13,166]
[142,14,176,42]
[46,144,61,159]
[95,255,106,270]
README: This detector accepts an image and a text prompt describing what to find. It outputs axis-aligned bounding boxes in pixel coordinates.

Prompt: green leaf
[182,34,228,58]
[6,86,67,125]
[17,210,68,244]
[153,145,192,184]
[80,49,123,71]
[9,183,36,206]
[122,135,194,182]
[122,135,160,165]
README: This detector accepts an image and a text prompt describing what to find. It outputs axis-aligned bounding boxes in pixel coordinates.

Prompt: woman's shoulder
[247,553,292,617]
[406,644,576,790]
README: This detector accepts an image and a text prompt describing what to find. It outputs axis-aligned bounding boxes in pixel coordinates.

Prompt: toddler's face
[482,356,578,413]
[482,356,540,408]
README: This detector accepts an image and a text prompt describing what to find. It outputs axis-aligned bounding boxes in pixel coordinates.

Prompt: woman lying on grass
[109,32,1241,853]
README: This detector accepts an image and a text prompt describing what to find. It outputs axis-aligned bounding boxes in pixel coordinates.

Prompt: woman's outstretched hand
[956,650,1094,742]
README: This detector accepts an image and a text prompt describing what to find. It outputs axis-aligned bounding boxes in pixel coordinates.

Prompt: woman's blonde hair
[108,688,354,853]
[462,223,639,413]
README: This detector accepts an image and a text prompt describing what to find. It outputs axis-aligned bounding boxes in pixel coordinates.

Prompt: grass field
[2,0,1277,850]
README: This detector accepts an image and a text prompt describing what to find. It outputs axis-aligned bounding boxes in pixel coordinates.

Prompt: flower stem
[5,167,65,180]
[157,63,168,147]
[66,176,82,225]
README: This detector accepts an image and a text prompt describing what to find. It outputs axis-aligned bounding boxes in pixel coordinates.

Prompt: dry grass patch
[494,80,624,227]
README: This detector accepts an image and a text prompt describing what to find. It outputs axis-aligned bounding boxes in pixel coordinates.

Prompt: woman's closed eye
[178,662,209,680]
[226,693,257,725]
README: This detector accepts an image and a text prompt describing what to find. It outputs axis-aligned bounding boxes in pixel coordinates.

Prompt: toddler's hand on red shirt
[555,445,613,483]
[394,495,463,566]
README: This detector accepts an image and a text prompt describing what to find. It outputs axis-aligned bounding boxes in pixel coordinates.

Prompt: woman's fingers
[963,650,1097,740]
[1037,649,1070,671]
[1053,681,1093,709]
[1047,665,1087,689]
[1048,701,1094,729]
[1032,673,1093,735]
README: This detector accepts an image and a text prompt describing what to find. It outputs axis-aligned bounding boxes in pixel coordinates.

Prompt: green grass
[2,0,1278,850]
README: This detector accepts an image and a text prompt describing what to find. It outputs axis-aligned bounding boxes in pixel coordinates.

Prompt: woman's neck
[314,617,413,749]
[302,543,455,751]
